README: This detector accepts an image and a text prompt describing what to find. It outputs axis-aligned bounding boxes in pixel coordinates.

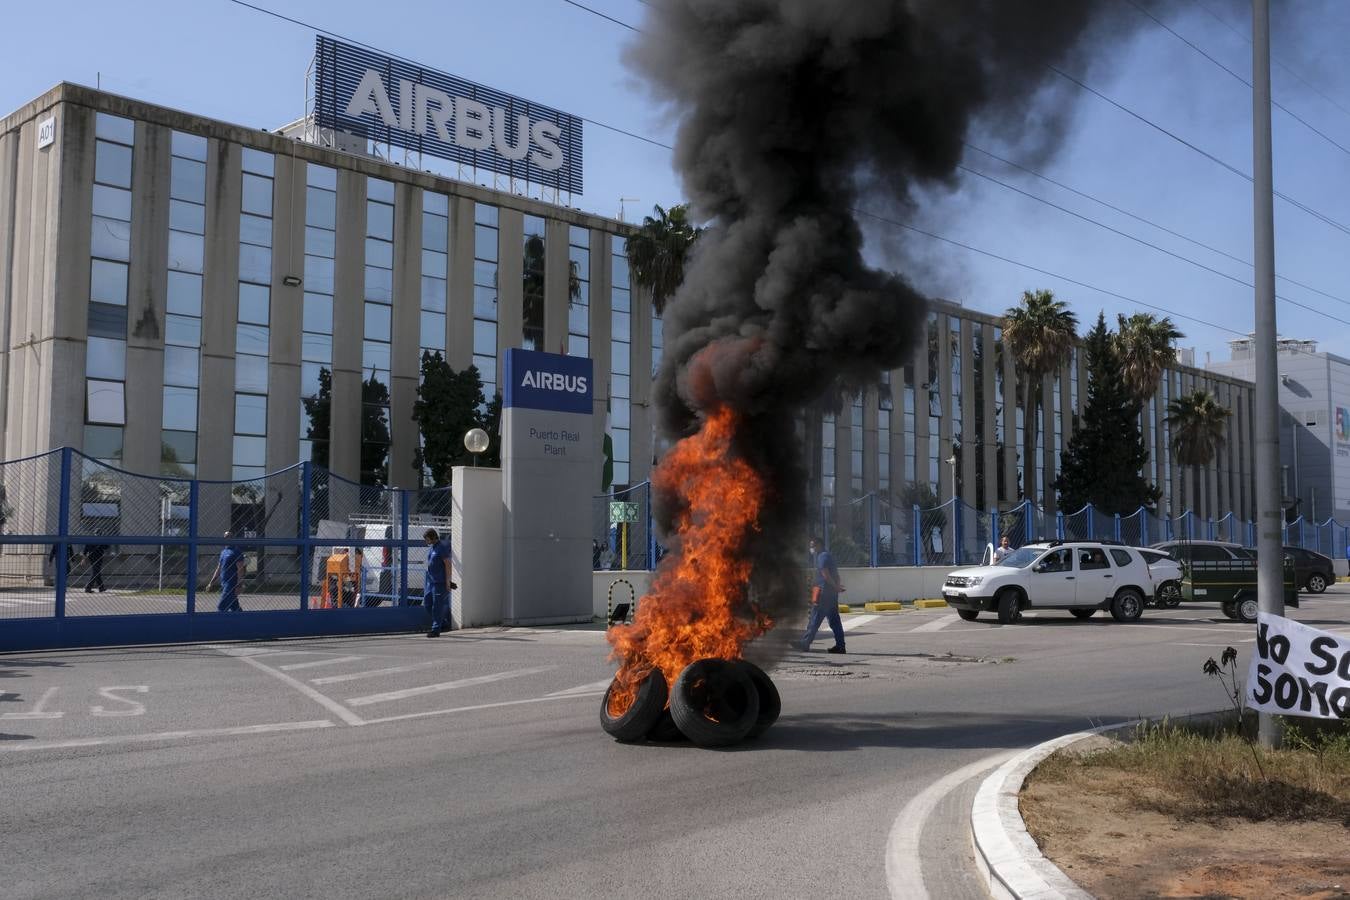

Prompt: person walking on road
[795,536,846,654]
[993,535,1013,564]
[83,542,110,593]
[207,532,246,612]
[423,529,458,637]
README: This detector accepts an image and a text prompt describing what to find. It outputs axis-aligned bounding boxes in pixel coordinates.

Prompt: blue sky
[4,0,1349,365]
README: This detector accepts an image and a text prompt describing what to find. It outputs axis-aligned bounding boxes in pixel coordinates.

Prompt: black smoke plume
[629,1,1152,634]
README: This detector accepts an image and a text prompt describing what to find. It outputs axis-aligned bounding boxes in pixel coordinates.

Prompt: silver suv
[943,541,1153,625]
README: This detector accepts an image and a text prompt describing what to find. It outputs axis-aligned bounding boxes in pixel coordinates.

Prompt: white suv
[942,541,1153,625]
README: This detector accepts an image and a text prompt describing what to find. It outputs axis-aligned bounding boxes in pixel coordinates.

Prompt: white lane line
[545,679,613,697]
[1,686,63,720]
[909,614,959,634]
[230,652,366,727]
[345,666,555,707]
[0,719,335,753]
[310,661,441,685]
[841,614,879,631]
[886,750,1016,900]
[359,691,605,726]
[278,655,365,671]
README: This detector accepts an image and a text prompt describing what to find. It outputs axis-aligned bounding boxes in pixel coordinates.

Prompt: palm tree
[624,203,702,315]
[1001,290,1078,509]
[1165,389,1231,516]
[1115,313,1183,409]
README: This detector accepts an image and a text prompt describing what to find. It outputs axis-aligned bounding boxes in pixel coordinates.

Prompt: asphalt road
[3,589,1348,899]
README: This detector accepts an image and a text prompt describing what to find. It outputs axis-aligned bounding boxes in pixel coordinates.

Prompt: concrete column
[980,325,997,514]
[959,323,976,509]
[1041,372,1057,515]
[197,139,241,481]
[0,129,16,459]
[590,229,615,490]
[1000,336,1018,506]
[328,168,365,482]
[495,206,523,388]
[451,465,503,628]
[388,181,421,489]
[862,387,879,496]
[543,218,569,355]
[936,316,952,503]
[833,411,849,537]
[446,197,474,371]
[266,151,303,491]
[630,283,656,481]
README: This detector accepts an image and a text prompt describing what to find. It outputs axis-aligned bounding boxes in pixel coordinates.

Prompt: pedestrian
[993,535,1013,564]
[423,528,458,637]
[84,542,110,593]
[795,535,846,654]
[207,532,246,612]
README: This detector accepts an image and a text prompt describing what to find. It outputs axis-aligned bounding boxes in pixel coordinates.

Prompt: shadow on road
[0,658,71,680]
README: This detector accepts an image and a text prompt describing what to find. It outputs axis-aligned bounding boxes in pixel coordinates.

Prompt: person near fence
[207,533,246,612]
[423,528,458,637]
[795,536,846,654]
[993,535,1013,564]
[83,542,110,593]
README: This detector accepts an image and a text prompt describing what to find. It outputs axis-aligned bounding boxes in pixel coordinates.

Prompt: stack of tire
[600,659,780,748]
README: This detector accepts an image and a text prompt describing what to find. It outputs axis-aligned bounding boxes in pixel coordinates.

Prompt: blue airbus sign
[504,349,593,415]
[314,36,584,194]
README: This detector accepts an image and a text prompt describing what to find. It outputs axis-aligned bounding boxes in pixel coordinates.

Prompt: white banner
[1246,612,1350,719]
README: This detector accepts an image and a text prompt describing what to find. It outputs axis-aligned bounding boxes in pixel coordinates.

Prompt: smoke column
[627,0,1153,647]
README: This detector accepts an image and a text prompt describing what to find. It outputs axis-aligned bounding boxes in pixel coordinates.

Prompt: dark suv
[1283,546,1335,594]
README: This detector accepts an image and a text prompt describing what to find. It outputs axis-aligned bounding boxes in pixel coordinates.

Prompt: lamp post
[464,428,489,467]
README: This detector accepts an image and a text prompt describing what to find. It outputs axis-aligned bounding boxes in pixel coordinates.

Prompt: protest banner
[1246,612,1350,719]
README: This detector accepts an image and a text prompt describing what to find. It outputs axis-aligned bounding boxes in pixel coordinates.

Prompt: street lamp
[464,428,489,467]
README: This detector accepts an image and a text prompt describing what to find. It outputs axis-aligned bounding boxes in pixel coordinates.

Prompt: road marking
[909,614,959,633]
[359,691,605,726]
[310,661,441,685]
[91,686,148,717]
[886,751,1016,900]
[545,679,613,697]
[0,719,335,753]
[841,614,879,631]
[278,655,365,671]
[230,652,366,727]
[1,686,63,720]
[345,666,555,707]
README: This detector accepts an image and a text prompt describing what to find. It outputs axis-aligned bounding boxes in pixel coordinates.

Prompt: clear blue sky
[5,0,1349,366]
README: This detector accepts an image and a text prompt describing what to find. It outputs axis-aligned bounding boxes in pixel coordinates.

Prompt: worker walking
[423,529,458,637]
[207,532,246,612]
[795,535,846,654]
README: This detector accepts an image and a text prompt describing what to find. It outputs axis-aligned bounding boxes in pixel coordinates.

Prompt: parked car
[942,540,1153,625]
[1283,546,1334,594]
[1137,548,1183,607]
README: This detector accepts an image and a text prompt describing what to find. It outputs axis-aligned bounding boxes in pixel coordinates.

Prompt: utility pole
[1251,0,1284,749]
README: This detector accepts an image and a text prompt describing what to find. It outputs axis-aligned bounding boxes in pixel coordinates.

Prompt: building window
[232,148,273,482]
[950,316,962,499]
[420,191,449,356]
[522,214,546,352]
[903,364,916,490]
[568,226,590,357]
[362,177,394,485]
[609,235,632,487]
[972,321,985,512]
[473,203,499,398]
[850,398,863,499]
[994,326,1006,503]
[822,412,836,508]
[161,130,208,476]
[301,164,337,468]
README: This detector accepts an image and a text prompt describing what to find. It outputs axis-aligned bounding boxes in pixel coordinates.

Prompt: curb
[971,722,1137,900]
[864,601,904,612]
[912,598,948,609]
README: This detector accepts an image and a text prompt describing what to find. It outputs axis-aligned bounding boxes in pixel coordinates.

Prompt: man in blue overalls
[423,528,457,637]
[208,532,246,612]
[795,535,847,654]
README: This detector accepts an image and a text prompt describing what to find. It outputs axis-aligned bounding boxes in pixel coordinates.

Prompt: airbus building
[0,38,1259,551]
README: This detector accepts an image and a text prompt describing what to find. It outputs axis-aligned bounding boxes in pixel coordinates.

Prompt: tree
[1001,289,1078,509]
[411,353,502,485]
[624,203,702,315]
[1166,389,1231,514]
[1115,313,1183,409]
[1054,313,1161,515]
[360,374,391,487]
[302,367,333,469]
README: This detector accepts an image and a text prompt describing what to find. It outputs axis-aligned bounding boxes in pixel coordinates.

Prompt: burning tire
[670,659,761,748]
[647,708,687,743]
[600,670,668,743]
[735,660,781,740]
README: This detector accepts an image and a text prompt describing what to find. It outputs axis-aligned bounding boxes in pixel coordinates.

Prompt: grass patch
[1032,716,1350,825]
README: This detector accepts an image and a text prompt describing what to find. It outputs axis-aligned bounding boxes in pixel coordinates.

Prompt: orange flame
[606,406,771,714]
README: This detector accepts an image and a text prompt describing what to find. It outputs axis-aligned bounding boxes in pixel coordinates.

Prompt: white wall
[451,466,503,628]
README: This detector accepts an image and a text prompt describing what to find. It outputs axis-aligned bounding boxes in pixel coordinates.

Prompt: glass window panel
[423,191,448,216]
[170,158,206,202]
[302,332,332,363]
[165,314,201,347]
[94,141,132,188]
[84,424,123,461]
[568,303,589,336]
[567,334,589,357]
[523,215,546,238]
[423,213,448,250]
[474,225,498,261]
[612,311,631,342]
[232,435,267,467]
[239,213,272,247]
[364,266,392,302]
[167,230,204,274]
[421,277,447,312]
[238,283,270,325]
[161,429,197,465]
[304,256,334,295]
[573,280,589,307]
[92,184,132,221]
[651,315,664,347]
[232,465,266,482]
[166,271,201,317]
[569,244,590,282]
[420,311,446,350]
[169,199,205,235]
[90,259,128,306]
[612,398,631,429]
[474,203,498,227]
[423,249,447,279]
[91,216,131,262]
[611,286,630,313]
[366,201,393,240]
[96,113,135,145]
[171,131,207,162]
[612,252,630,289]
[241,173,273,216]
[306,186,336,228]
[236,323,269,356]
[611,374,630,399]
[473,285,498,319]
[304,225,335,259]
[569,225,589,248]
[473,320,496,356]
[301,362,324,397]
[473,354,496,385]
[235,353,268,393]
[364,303,391,342]
[362,340,391,375]
[86,337,125,380]
[307,164,336,190]
[302,293,332,333]
[473,260,497,288]
[241,148,274,177]
[238,243,271,284]
[365,237,393,269]
[367,178,394,203]
[613,461,630,486]
[163,346,199,387]
[88,302,127,339]
[612,429,630,462]
[86,379,126,425]
[234,393,267,435]
[611,342,630,376]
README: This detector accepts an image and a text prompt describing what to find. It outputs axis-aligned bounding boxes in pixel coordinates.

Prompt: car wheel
[1110,589,1144,623]
[1158,581,1182,608]
[670,659,760,748]
[1070,609,1096,620]
[734,660,781,740]
[956,608,980,622]
[1221,601,1238,620]
[1237,595,1259,623]
[996,589,1022,625]
[600,669,669,743]
[1307,573,1328,594]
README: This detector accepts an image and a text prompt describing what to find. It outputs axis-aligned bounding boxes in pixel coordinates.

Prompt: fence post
[990,508,999,549]
[1114,514,1121,542]
[1208,517,1215,541]
[1299,517,1307,548]
[953,499,962,566]
[399,487,410,606]
[1055,511,1065,540]
[912,504,921,566]
[1087,504,1095,540]
[186,478,199,615]
[869,493,879,567]
[646,483,656,571]
[298,461,311,611]
[54,447,72,620]
[1141,509,1149,546]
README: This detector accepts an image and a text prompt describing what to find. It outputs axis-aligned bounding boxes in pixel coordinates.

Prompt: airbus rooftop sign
[314,36,584,194]
[504,349,593,415]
